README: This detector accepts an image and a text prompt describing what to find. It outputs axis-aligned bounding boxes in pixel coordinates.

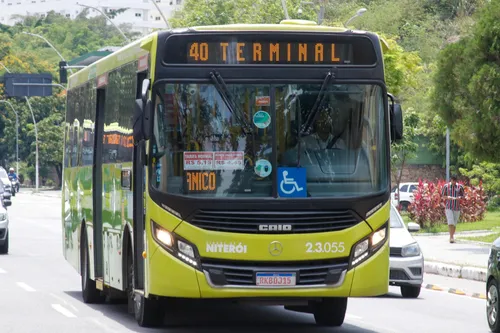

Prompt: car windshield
[150,82,388,198]
[390,207,404,228]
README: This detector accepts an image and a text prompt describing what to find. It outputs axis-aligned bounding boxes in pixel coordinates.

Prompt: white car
[389,204,424,298]
[0,203,9,254]
[391,182,418,211]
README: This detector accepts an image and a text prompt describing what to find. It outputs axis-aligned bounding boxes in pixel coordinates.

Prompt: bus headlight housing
[350,222,388,269]
[151,221,200,269]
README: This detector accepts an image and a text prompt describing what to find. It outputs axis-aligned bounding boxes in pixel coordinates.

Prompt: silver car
[0,202,9,254]
[389,204,424,298]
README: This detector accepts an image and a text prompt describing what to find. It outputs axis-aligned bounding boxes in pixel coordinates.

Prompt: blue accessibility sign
[277,167,307,198]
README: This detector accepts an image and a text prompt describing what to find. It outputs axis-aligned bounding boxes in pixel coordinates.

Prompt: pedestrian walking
[441,175,464,243]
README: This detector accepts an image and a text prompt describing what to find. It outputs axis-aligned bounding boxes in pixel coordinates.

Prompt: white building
[0,0,183,35]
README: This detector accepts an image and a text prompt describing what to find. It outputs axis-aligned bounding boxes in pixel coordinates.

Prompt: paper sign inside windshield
[184,151,244,171]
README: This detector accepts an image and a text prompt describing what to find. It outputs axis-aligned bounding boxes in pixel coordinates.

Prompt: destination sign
[163,34,378,65]
[185,171,218,193]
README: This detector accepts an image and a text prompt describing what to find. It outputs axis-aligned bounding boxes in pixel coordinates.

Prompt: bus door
[132,70,148,291]
[93,87,106,285]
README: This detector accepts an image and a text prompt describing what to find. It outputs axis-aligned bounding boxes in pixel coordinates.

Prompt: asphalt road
[0,191,491,333]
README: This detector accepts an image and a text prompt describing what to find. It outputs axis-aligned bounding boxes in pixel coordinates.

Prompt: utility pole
[317,0,326,24]
[446,127,450,181]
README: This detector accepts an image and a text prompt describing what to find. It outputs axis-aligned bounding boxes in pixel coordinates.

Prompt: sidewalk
[414,232,491,282]
[20,189,62,198]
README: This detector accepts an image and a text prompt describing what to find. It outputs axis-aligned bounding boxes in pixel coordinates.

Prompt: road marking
[51,304,77,318]
[0,268,6,274]
[49,293,79,313]
[346,314,363,319]
[16,282,36,292]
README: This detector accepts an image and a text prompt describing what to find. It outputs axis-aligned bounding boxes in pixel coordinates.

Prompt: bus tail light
[151,221,201,269]
[349,223,388,269]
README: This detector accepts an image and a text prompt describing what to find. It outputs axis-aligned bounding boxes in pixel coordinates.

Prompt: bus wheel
[81,233,105,304]
[312,297,348,327]
[127,249,163,327]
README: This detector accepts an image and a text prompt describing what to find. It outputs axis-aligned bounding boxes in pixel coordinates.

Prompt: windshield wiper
[299,68,336,136]
[209,71,253,135]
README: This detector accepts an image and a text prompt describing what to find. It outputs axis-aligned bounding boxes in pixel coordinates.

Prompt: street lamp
[21,32,73,74]
[0,62,40,192]
[344,8,368,28]
[76,3,130,43]
[0,100,19,175]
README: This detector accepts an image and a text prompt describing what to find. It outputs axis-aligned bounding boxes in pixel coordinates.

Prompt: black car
[487,239,500,332]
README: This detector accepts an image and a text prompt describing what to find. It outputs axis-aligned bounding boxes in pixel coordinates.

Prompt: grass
[400,211,500,234]
[460,232,500,244]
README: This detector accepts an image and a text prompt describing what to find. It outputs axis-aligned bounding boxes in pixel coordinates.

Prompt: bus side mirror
[391,103,403,142]
[133,79,152,142]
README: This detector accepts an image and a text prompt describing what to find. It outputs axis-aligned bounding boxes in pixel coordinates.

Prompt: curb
[424,261,487,282]
[423,284,486,299]
[30,192,62,198]
[415,230,495,237]
[454,238,493,247]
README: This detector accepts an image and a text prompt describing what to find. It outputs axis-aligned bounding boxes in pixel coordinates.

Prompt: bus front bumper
[147,240,389,300]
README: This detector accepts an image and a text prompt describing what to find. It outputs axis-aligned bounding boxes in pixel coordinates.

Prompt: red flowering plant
[407,179,487,227]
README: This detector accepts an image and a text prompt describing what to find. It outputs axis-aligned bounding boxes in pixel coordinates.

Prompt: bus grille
[187,210,360,234]
[201,258,349,287]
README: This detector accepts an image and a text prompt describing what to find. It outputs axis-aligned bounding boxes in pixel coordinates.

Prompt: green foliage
[459,162,500,197]
[391,111,420,168]
[0,11,140,186]
[433,0,500,162]
[381,35,423,96]
[170,0,318,27]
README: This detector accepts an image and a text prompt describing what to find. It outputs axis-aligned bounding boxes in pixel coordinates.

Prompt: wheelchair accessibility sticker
[277,167,307,198]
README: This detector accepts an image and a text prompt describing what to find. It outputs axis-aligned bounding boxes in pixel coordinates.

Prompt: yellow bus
[62,19,404,328]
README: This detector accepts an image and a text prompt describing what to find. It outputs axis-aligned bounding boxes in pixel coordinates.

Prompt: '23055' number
[306,242,345,254]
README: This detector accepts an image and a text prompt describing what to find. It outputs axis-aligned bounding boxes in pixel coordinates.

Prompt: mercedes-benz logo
[269,241,283,256]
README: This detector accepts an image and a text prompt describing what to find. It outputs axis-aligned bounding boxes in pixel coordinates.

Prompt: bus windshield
[150,82,388,198]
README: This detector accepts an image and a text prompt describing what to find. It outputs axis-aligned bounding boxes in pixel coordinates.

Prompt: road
[0,191,491,333]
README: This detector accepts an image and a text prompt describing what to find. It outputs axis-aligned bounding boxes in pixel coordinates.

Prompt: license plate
[255,272,296,286]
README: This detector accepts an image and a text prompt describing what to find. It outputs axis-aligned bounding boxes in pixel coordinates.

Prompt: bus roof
[67,20,388,89]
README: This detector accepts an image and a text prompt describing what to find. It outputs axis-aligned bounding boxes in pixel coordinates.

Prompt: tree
[170,0,317,27]
[460,162,500,198]
[0,12,141,187]
[391,112,420,207]
[433,0,500,162]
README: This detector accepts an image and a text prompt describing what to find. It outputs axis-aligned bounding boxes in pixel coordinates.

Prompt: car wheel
[400,201,410,211]
[313,297,347,327]
[487,279,500,332]
[0,231,8,254]
[401,286,421,298]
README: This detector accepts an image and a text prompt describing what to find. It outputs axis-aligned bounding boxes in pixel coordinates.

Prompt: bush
[408,179,487,227]
[487,196,500,212]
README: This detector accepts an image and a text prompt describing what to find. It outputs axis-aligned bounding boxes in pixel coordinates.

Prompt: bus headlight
[155,227,173,248]
[350,223,388,269]
[151,221,200,269]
